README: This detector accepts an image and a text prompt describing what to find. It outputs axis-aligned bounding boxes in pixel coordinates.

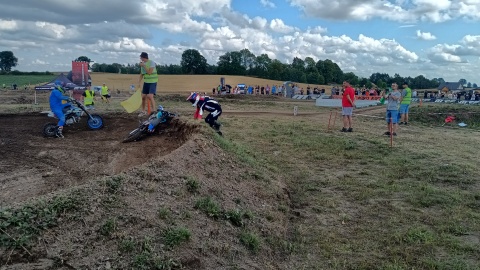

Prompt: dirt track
[0,113,196,206]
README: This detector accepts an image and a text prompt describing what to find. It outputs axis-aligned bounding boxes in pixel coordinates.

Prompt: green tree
[473,83,478,88]
[291,57,305,72]
[304,57,317,73]
[75,56,92,69]
[181,49,207,74]
[253,54,272,78]
[306,71,321,84]
[467,82,472,88]
[0,51,18,72]
[217,52,245,75]
[376,79,387,89]
[239,49,256,74]
[344,72,359,86]
[321,59,336,84]
[459,78,467,86]
[268,59,285,81]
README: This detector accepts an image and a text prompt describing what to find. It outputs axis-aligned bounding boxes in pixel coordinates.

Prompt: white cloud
[416,30,436,40]
[0,19,17,30]
[260,0,276,8]
[288,0,480,23]
[270,19,295,33]
[32,59,49,65]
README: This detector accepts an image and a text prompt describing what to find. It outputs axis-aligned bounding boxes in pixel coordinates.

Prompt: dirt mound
[0,95,34,104]
[0,113,198,206]
[0,127,289,269]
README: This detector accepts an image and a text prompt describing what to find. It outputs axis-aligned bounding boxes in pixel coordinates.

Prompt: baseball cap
[140,52,148,59]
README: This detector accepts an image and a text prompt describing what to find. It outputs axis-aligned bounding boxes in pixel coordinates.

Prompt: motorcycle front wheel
[122,127,147,143]
[43,123,57,137]
[87,115,104,130]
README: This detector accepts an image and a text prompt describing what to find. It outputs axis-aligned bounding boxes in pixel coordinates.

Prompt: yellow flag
[121,89,142,113]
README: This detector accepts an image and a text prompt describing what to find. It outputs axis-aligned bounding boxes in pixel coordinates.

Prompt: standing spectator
[341,81,355,132]
[137,52,158,116]
[382,83,401,136]
[101,83,110,103]
[272,85,276,95]
[212,87,216,95]
[82,85,95,110]
[399,82,412,125]
[266,85,270,95]
[261,86,265,95]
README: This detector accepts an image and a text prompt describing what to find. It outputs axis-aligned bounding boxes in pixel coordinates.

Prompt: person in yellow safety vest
[399,81,412,125]
[137,52,158,117]
[82,85,95,109]
[101,83,110,103]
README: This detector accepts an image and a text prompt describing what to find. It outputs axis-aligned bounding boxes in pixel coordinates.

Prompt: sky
[0,0,479,84]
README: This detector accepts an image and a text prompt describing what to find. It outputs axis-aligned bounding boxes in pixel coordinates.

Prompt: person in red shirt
[341,81,355,132]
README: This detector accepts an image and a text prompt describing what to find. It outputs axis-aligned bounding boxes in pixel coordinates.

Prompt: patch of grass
[133,251,153,270]
[0,192,84,248]
[185,176,200,193]
[194,197,222,218]
[158,207,170,220]
[240,231,260,253]
[224,209,244,227]
[105,175,124,194]
[154,257,181,270]
[402,227,436,244]
[99,218,117,237]
[119,237,135,253]
[213,135,259,166]
[163,227,191,248]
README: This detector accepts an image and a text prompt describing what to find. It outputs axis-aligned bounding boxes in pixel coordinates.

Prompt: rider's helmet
[157,105,164,111]
[186,92,198,103]
[54,80,65,93]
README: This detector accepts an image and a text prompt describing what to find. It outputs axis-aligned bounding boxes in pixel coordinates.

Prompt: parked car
[237,84,246,94]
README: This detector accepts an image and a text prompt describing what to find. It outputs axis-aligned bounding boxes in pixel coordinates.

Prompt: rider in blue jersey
[49,80,72,138]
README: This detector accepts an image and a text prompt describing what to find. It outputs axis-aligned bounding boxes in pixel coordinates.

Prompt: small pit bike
[122,111,177,143]
[42,99,104,137]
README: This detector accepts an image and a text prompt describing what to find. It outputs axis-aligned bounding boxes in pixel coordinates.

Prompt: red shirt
[342,86,355,107]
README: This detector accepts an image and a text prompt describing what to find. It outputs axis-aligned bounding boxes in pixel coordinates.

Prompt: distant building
[437,82,464,92]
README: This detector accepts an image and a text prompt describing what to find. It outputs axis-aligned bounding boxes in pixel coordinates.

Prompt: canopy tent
[34,73,86,91]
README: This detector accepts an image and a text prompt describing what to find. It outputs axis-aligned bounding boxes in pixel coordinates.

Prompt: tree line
[88,49,458,90]
[2,50,477,89]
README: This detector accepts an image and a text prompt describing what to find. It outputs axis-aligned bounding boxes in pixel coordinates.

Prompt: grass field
[0,74,56,88]
[1,78,479,269]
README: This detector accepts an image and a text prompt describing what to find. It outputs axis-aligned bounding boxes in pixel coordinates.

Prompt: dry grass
[90,73,334,94]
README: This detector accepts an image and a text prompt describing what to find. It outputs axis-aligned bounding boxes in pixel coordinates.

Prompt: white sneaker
[138,111,147,117]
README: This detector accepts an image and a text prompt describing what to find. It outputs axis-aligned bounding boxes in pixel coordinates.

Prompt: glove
[148,124,154,132]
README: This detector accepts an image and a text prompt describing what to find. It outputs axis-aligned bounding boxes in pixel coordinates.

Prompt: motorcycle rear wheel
[122,127,146,143]
[43,123,57,137]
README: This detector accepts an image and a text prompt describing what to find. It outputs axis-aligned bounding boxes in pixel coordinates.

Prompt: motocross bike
[42,99,104,137]
[122,111,177,143]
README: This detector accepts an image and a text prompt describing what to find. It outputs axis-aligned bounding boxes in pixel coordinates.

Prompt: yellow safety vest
[141,60,158,83]
[401,87,412,105]
[101,86,109,95]
[84,90,94,105]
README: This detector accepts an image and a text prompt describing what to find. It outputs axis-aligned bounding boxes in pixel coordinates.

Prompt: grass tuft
[163,227,191,248]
